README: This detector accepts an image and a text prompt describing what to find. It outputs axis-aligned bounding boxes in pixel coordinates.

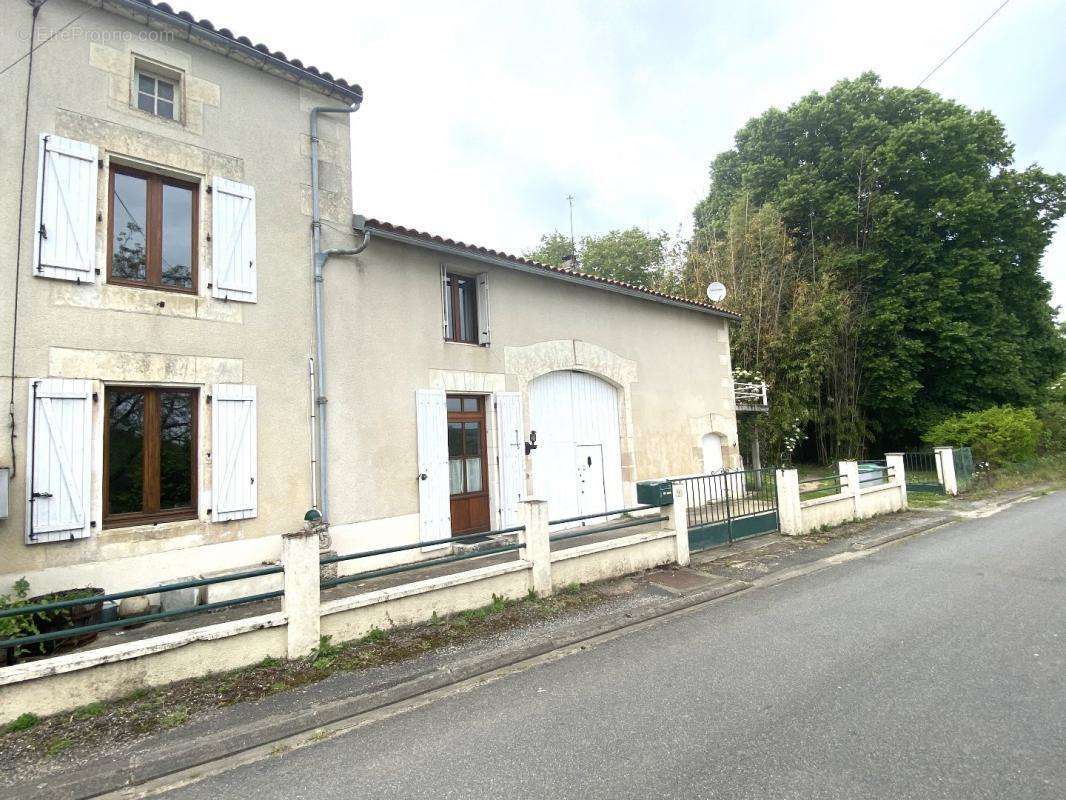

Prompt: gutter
[310,106,371,523]
[366,224,741,322]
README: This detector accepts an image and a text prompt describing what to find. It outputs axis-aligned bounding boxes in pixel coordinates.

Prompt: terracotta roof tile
[115,1,362,102]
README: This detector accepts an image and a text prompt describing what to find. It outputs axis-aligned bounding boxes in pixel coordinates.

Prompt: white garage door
[529,371,624,524]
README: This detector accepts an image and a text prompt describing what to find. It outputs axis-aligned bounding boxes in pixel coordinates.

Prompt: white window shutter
[493,392,524,528]
[415,388,450,547]
[476,272,490,345]
[33,134,98,282]
[26,378,93,543]
[212,384,257,522]
[440,264,449,340]
[211,177,257,303]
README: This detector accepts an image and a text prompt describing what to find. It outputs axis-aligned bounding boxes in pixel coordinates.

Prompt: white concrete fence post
[669,482,690,567]
[282,527,321,659]
[775,468,803,536]
[840,460,861,519]
[934,446,958,495]
[885,452,908,510]
[519,499,552,597]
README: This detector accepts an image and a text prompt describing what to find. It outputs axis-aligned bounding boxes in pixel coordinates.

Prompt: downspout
[310,105,371,523]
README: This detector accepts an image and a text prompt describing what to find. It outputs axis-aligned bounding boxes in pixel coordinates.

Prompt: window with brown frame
[444,273,478,344]
[108,165,198,293]
[104,387,198,528]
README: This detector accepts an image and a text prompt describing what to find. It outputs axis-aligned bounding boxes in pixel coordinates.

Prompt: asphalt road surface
[162,492,1066,800]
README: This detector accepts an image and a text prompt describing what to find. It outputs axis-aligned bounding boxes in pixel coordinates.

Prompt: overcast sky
[179,0,1066,315]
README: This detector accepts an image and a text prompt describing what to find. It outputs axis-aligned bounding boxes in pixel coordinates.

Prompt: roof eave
[366,224,742,322]
[92,0,363,105]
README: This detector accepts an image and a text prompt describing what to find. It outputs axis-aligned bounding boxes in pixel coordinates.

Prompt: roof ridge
[100,1,361,103]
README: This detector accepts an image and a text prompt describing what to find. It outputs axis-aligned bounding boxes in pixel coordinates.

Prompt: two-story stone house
[0,0,739,598]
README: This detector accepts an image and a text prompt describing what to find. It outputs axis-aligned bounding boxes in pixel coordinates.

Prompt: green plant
[1036,402,1066,454]
[360,627,387,644]
[5,712,39,734]
[0,578,40,656]
[924,406,1043,466]
[45,737,72,756]
[73,702,105,720]
[160,708,189,729]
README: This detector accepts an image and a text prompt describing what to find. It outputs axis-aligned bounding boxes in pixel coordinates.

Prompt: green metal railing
[548,513,669,545]
[798,472,849,501]
[321,523,526,590]
[953,446,976,490]
[0,565,285,655]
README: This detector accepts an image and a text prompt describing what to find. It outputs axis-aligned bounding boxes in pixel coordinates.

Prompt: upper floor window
[442,268,489,345]
[444,273,478,344]
[108,164,198,293]
[134,63,180,121]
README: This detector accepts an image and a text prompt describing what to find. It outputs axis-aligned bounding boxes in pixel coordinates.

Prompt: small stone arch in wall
[690,412,741,472]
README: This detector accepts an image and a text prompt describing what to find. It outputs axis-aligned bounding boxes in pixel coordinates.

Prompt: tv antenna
[566,194,576,256]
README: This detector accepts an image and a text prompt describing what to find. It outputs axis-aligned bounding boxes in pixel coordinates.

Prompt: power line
[917,0,1012,88]
[0,2,93,79]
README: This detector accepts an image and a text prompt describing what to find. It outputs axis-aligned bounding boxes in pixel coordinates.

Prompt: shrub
[923,406,1043,466]
[1037,402,1066,454]
[0,578,39,657]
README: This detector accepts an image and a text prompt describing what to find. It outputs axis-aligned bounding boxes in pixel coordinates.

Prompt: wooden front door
[447,394,490,535]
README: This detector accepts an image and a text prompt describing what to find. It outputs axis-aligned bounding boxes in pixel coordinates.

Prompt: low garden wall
[0,490,692,725]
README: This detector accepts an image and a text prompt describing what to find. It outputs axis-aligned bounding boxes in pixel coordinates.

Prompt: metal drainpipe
[310,104,371,523]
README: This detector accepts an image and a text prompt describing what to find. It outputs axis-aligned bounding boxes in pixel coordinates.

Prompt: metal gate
[902,450,945,494]
[953,446,976,490]
[671,468,779,551]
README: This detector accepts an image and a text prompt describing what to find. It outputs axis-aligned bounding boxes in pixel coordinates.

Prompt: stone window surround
[49,109,243,323]
[132,55,184,124]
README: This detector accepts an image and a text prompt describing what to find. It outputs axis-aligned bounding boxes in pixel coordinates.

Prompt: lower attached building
[1,219,741,599]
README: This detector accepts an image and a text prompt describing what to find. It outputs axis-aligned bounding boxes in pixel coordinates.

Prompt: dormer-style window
[137,70,177,119]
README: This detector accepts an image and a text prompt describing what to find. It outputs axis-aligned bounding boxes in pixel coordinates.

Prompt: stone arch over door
[504,340,637,505]
[701,432,726,474]
[690,411,741,472]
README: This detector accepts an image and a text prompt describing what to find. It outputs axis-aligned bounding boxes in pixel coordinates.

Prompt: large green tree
[694,72,1066,453]
[527,228,681,294]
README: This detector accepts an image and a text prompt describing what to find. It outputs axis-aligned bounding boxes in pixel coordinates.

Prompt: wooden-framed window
[104,386,198,528]
[108,164,198,293]
[444,273,479,344]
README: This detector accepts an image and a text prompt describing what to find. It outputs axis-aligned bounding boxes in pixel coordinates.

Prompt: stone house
[0,0,739,597]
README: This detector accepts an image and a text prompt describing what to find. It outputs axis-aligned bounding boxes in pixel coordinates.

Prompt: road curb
[13,579,751,800]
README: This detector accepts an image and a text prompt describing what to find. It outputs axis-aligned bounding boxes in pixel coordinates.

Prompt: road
[162,492,1066,800]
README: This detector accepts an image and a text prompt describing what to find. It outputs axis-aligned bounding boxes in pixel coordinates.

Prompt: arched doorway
[701,432,726,474]
[529,371,623,522]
